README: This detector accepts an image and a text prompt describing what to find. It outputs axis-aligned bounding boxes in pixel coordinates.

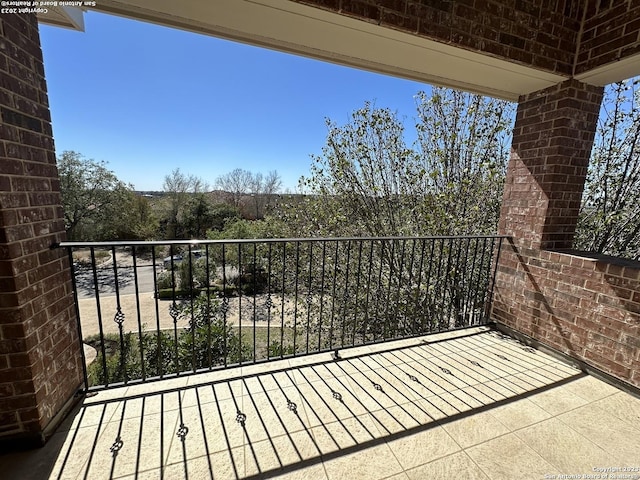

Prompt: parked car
[163,250,204,269]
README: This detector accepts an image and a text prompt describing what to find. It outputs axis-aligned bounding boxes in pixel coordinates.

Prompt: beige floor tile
[418,390,482,421]
[366,364,434,400]
[77,409,179,480]
[466,433,556,480]
[267,463,329,480]
[57,402,121,432]
[526,384,589,416]
[240,370,297,395]
[49,425,106,480]
[121,376,188,398]
[115,467,166,479]
[343,371,417,412]
[365,350,403,369]
[112,390,182,417]
[310,414,383,453]
[381,474,410,480]
[163,447,244,480]
[591,391,640,427]
[471,380,519,403]
[406,451,490,480]
[441,410,510,448]
[296,379,368,428]
[240,357,291,377]
[244,430,322,477]
[515,417,613,474]
[385,425,460,470]
[239,389,311,443]
[369,400,439,436]
[489,397,552,431]
[558,403,640,461]
[322,442,403,480]
[561,375,621,403]
[164,400,244,464]
[392,361,459,396]
[425,356,487,389]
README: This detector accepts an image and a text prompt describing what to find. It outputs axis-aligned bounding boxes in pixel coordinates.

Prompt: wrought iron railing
[57,236,506,391]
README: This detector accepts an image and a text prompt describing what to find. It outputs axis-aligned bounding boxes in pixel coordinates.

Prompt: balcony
[2,237,640,479]
[2,328,640,479]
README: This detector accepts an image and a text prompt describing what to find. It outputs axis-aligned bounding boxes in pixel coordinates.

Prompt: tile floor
[2,326,640,480]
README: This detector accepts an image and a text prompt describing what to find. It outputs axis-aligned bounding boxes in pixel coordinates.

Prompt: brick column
[492,79,640,389]
[499,79,604,250]
[0,14,83,446]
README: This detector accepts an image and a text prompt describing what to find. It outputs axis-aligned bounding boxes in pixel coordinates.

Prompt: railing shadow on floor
[30,327,587,480]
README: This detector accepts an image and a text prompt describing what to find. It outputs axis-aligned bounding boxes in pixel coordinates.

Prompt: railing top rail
[54,235,511,248]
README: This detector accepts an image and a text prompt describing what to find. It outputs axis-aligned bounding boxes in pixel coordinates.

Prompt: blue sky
[40,11,432,192]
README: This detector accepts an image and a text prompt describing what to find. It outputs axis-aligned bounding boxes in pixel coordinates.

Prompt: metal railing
[57,235,506,391]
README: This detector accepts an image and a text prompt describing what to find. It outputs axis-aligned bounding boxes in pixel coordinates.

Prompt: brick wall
[493,245,640,388]
[294,0,584,75]
[0,13,83,444]
[499,79,603,251]
[494,78,640,389]
[576,0,640,76]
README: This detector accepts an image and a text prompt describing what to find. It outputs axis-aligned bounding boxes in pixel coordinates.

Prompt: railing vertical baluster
[328,241,339,351]
[442,238,456,332]
[205,244,212,369]
[67,246,88,390]
[433,239,446,332]
[474,237,490,325]
[318,241,327,352]
[111,246,127,384]
[452,237,466,328]
[221,243,228,368]
[151,247,163,378]
[393,238,407,337]
[89,247,108,385]
[362,239,374,345]
[305,242,313,354]
[383,239,395,340]
[280,242,286,359]
[132,246,145,381]
[464,238,481,326]
[413,239,427,334]
[351,240,363,347]
[373,240,385,342]
[404,239,417,335]
[169,245,179,375]
[292,241,300,355]
[485,237,503,323]
[188,245,196,373]
[266,243,273,360]
[252,242,257,363]
[340,240,352,348]
[237,243,243,365]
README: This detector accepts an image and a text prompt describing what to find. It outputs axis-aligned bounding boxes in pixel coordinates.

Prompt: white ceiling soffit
[575,53,640,86]
[75,0,569,101]
[37,6,85,31]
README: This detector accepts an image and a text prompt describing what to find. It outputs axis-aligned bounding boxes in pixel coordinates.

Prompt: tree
[269,89,513,344]
[161,168,210,239]
[294,89,514,237]
[58,151,133,241]
[216,168,282,218]
[116,193,159,240]
[575,79,640,260]
[215,168,254,208]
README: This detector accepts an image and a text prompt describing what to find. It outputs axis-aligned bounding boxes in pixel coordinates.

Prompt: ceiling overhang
[45,0,640,101]
[37,5,85,31]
